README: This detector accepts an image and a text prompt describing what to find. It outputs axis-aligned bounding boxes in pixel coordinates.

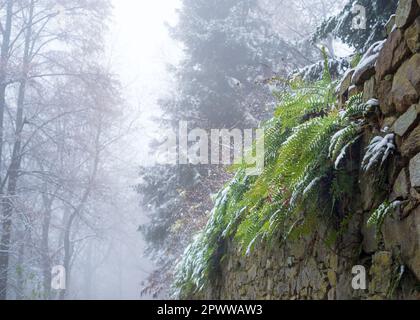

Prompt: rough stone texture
[378,76,395,115]
[338,69,354,107]
[361,213,378,253]
[410,153,420,187]
[214,217,357,300]
[203,211,419,300]
[382,116,398,132]
[401,124,420,157]
[383,206,420,281]
[339,69,354,96]
[376,29,411,80]
[391,169,410,201]
[360,173,379,211]
[412,187,420,201]
[348,85,362,97]
[396,0,419,29]
[369,252,392,297]
[405,17,420,53]
[392,104,420,136]
[391,54,420,113]
[363,76,377,102]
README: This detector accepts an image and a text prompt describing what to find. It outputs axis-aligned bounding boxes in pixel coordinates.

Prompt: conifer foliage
[314,0,398,52]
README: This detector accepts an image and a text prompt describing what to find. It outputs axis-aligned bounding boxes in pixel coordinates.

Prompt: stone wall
[199,1,420,300]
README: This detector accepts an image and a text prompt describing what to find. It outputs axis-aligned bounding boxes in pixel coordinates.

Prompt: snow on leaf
[362,134,395,171]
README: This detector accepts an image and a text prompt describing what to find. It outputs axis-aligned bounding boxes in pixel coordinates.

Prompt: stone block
[401,124,420,157]
[395,0,419,29]
[409,153,420,187]
[391,54,420,113]
[392,104,419,136]
[376,29,411,80]
[405,17,420,53]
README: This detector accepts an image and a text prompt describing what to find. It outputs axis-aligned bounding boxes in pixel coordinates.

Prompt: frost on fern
[340,97,378,120]
[274,73,337,130]
[329,123,361,169]
[362,134,395,172]
[173,171,251,298]
[368,201,401,238]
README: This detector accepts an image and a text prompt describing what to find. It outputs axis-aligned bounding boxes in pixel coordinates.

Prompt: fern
[367,201,400,238]
[362,134,395,172]
[341,96,378,120]
[274,77,336,130]
[236,105,340,252]
[329,123,361,169]
[350,53,362,68]
[172,171,251,298]
[275,115,338,192]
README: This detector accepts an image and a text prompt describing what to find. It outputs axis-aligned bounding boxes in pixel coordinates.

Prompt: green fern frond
[342,95,378,120]
[274,80,335,129]
[275,114,338,188]
[172,171,251,298]
[362,134,395,172]
[345,92,363,109]
[329,123,361,168]
[367,201,400,238]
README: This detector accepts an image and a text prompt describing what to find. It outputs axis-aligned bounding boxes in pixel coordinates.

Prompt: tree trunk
[0,0,34,300]
[41,194,52,299]
[59,121,102,300]
[15,227,30,300]
[0,0,13,173]
[0,0,14,300]
[59,212,76,300]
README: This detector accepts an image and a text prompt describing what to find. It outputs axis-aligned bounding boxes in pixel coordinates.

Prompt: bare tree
[0,0,124,300]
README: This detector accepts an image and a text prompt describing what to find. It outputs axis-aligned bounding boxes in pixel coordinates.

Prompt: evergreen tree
[314,0,398,52]
[163,0,312,129]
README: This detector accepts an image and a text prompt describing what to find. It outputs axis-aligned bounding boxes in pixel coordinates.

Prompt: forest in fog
[2,0,416,301]
[0,0,149,300]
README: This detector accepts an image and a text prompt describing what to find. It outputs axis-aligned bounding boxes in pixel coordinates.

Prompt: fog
[67,1,184,299]
[0,0,183,300]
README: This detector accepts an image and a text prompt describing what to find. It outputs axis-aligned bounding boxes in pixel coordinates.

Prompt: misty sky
[87,0,183,299]
[108,0,182,162]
